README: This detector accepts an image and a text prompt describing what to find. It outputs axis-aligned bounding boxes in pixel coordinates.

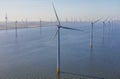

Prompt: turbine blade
[93,18,102,24]
[52,3,61,26]
[60,26,83,31]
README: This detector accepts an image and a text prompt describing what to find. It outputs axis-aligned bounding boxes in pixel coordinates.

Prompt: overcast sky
[0,0,120,21]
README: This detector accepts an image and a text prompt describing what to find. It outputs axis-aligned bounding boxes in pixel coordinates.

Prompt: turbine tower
[102,18,109,44]
[90,18,102,48]
[52,3,82,74]
[40,19,42,34]
[26,19,28,28]
[5,13,8,30]
[15,21,18,38]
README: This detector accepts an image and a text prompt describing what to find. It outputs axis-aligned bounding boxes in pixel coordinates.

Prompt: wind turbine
[15,21,18,38]
[5,13,8,30]
[52,3,82,74]
[108,20,112,32]
[39,19,42,34]
[65,18,68,23]
[108,20,112,41]
[26,19,28,28]
[90,18,102,48]
[102,18,109,44]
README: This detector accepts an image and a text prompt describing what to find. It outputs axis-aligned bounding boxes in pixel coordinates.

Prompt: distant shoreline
[0,20,119,31]
[0,21,57,31]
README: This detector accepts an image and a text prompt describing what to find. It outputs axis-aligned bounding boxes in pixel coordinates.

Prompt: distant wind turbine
[26,19,28,28]
[90,18,102,48]
[15,21,18,38]
[102,18,109,44]
[52,3,82,74]
[39,19,42,34]
[108,21,112,32]
[108,20,112,41]
[5,13,8,30]
[21,19,25,28]
[65,18,68,23]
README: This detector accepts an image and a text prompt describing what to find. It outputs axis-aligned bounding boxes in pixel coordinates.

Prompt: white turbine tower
[102,18,109,44]
[5,13,8,30]
[108,20,112,41]
[39,19,42,34]
[26,19,28,28]
[15,21,18,38]
[90,18,102,48]
[108,20,112,32]
[52,3,82,74]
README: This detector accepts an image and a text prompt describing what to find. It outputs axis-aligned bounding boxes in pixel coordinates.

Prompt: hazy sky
[0,0,120,21]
